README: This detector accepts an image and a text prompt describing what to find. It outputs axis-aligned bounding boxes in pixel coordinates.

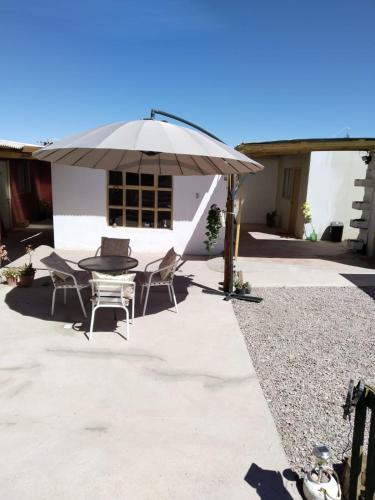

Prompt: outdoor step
[354,178,374,187]
[350,219,369,229]
[352,201,371,210]
[347,239,365,250]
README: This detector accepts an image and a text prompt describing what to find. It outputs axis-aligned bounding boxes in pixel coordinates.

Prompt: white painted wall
[240,157,279,224]
[51,164,226,255]
[306,151,367,240]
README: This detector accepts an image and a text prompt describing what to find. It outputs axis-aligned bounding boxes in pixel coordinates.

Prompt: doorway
[288,168,301,236]
[0,160,11,234]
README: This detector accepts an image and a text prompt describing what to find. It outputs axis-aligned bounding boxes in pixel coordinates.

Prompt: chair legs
[142,285,150,316]
[89,305,97,341]
[124,306,129,340]
[76,288,87,318]
[51,288,57,316]
[170,284,178,313]
[50,286,87,318]
[141,283,178,316]
[89,305,130,341]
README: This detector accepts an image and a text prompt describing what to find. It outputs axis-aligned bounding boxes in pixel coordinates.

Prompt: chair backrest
[100,237,130,257]
[40,252,75,281]
[91,272,135,302]
[158,248,181,281]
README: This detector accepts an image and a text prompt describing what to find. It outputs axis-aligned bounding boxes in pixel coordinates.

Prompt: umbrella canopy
[33,119,263,176]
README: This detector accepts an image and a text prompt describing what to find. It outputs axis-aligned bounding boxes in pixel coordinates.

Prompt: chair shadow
[4,274,193,339]
[244,464,301,499]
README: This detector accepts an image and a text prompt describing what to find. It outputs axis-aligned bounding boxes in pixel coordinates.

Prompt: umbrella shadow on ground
[244,464,301,499]
[4,274,193,340]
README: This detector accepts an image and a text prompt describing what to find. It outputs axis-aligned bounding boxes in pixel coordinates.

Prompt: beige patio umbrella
[33,110,264,299]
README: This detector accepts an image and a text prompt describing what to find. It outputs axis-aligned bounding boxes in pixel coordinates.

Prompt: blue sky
[1,0,375,147]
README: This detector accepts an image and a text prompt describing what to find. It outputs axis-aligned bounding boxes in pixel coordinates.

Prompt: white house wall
[51,164,226,255]
[306,151,367,240]
[240,157,279,224]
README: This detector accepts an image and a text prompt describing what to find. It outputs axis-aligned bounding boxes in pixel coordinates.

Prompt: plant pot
[17,274,35,287]
[6,276,18,286]
[235,288,246,295]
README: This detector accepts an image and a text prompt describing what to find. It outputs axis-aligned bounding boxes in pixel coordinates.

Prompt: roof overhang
[236,138,375,158]
[0,140,42,160]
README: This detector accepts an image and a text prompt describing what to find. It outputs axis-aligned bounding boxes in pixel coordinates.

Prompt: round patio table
[78,255,138,274]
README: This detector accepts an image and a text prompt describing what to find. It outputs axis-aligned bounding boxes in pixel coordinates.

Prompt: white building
[237,138,375,254]
[52,165,227,255]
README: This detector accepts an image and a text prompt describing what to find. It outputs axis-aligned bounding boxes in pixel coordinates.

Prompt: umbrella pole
[223,175,262,303]
[149,109,262,304]
[223,174,234,293]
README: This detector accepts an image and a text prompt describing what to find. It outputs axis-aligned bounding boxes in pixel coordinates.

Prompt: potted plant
[17,245,36,287]
[204,204,223,257]
[234,271,251,295]
[301,202,317,241]
[1,266,21,286]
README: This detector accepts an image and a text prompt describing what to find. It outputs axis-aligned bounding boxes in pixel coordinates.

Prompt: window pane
[142,190,155,208]
[126,209,138,227]
[141,174,154,186]
[109,208,123,226]
[108,188,123,206]
[126,173,139,186]
[158,211,171,229]
[109,171,122,186]
[142,210,155,228]
[126,189,139,207]
[157,191,172,208]
[158,175,172,188]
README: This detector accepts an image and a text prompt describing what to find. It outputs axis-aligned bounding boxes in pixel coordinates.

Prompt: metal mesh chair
[138,248,181,316]
[95,237,131,257]
[41,252,90,317]
[89,275,135,341]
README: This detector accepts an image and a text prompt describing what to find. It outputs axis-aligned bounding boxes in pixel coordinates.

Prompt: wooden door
[288,168,301,236]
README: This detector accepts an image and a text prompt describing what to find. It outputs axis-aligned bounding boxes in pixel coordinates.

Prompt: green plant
[20,245,36,276]
[19,263,36,276]
[301,202,312,223]
[204,204,223,256]
[301,202,316,239]
[1,266,21,280]
[233,271,251,291]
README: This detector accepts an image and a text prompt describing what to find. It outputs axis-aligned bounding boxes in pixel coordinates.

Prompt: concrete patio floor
[208,224,375,288]
[0,245,298,500]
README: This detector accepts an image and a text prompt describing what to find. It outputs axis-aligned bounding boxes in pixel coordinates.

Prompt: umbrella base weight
[223,292,263,303]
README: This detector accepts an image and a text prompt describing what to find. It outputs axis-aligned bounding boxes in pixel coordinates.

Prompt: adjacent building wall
[51,164,226,255]
[240,157,279,224]
[306,151,367,240]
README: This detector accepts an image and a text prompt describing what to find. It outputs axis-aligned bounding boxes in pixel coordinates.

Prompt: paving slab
[0,245,298,499]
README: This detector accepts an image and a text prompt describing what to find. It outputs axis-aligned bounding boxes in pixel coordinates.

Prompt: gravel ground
[233,286,375,474]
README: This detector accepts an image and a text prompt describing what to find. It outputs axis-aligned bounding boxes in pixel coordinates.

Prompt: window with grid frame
[108,172,173,229]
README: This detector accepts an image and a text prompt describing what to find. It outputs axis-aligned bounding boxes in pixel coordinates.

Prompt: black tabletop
[78,255,138,273]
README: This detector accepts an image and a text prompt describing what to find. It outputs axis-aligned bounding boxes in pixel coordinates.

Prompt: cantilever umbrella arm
[150,109,261,303]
